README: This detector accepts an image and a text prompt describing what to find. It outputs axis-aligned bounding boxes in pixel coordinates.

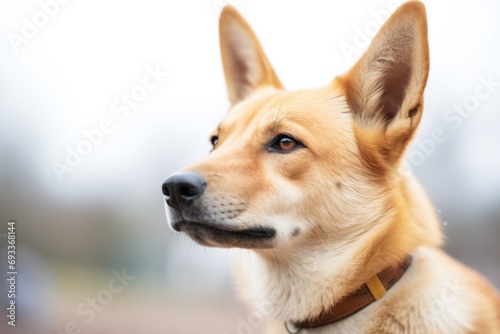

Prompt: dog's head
[163,2,437,252]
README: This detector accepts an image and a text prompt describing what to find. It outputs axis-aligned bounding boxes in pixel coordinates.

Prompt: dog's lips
[172,220,276,249]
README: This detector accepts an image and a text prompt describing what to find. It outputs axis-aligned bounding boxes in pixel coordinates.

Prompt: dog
[162,1,500,332]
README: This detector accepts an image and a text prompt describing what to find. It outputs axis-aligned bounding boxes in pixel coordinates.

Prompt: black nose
[162,172,206,209]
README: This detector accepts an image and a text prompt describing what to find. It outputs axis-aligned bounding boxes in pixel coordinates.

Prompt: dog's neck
[293,254,413,329]
[234,174,443,323]
[237,228,405,323]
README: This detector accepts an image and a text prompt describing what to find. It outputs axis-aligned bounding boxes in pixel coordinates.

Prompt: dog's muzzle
[162,171,277,248]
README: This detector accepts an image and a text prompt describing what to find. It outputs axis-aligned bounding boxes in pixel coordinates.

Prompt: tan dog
[162,1,500,333]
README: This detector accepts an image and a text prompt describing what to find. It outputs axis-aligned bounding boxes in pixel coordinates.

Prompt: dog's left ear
[338,1,429,170]
[219,6,283,105]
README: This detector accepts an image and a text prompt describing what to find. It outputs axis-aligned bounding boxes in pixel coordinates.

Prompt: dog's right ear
[219,6,283,105]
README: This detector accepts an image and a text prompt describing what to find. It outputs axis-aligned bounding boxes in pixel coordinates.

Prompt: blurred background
[0,0,498,333]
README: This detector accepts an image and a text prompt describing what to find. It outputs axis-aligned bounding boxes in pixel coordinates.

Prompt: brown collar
[287,255,412,332]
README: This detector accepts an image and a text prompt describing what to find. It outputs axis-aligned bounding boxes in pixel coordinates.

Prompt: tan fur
[166,1,500,332]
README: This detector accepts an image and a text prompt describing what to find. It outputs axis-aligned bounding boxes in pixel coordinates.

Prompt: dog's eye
[277,137,297,151]
[210,136,219,147]
[269,135,303,153]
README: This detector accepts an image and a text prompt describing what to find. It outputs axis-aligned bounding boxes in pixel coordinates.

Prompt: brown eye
[210,136,219,147]
[269,135,303,153]
[277,137,297,151]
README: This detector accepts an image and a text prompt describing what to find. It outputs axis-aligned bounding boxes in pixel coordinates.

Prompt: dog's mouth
[172,220,276,249]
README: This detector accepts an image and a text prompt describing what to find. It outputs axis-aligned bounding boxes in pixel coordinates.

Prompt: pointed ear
[219,6,283,105]
[338,1,430,170]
